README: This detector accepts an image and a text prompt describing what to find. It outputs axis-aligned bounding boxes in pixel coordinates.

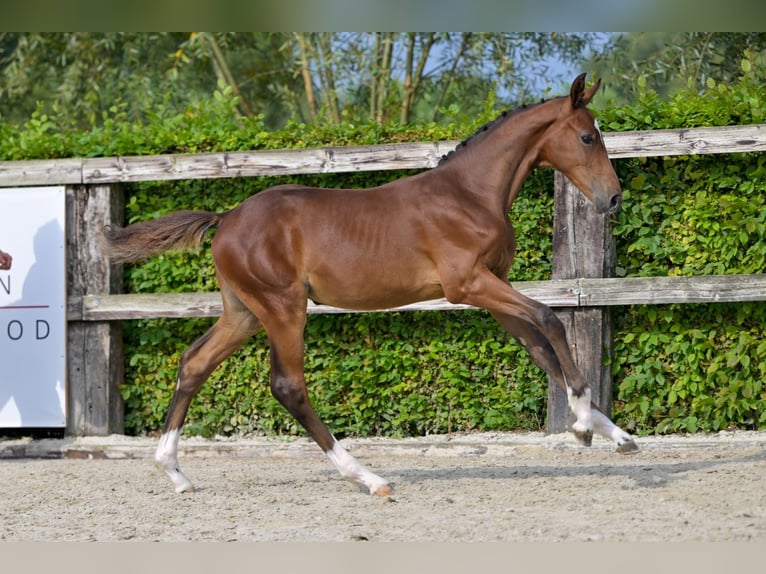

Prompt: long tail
[102,210,224,264]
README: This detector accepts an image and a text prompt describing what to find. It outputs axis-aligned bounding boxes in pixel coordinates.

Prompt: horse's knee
[535,305,566,338]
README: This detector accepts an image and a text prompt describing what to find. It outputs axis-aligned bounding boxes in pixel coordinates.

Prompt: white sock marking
[155,429,194,493]
[326,440,390,495]
[567,386,593,434]
[592,409,635,447]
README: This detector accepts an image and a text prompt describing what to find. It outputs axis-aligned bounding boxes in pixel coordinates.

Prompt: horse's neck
[443,99,562,214]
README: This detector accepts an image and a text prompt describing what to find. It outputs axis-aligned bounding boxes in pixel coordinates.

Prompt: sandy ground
[1,431,764,542]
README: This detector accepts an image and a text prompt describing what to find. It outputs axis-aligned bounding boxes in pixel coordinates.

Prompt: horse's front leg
[489,307,637,452]
[591,406,639,453]
[487,308,589,445]
[448,268,637,452]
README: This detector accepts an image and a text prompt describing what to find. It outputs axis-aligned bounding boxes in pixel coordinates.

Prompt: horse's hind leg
[253,298,392,496]
[489,309,638,453]
[155,286,263,493]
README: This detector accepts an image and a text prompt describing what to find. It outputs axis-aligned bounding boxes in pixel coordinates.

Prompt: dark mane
[437,99,548,166]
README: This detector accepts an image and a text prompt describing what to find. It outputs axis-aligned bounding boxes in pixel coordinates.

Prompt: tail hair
[102,210,223,264]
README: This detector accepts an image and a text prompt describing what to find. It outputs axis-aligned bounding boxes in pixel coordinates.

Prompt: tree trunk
[400,33,435,124]
[315,33,340,124]
[375,33,394,124]
[202,33,254,117]
[296,33,317,121]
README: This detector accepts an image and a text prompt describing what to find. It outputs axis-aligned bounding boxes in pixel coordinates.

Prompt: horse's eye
[580,134,594,145]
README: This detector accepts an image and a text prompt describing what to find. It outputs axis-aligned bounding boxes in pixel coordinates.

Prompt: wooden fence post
[548,171,615,433]
[66,184,124,436]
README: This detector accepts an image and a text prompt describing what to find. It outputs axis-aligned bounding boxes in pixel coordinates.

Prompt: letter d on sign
[36,319,50,340]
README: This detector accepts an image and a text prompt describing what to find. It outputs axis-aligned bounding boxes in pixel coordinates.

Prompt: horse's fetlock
[569,386,589,399]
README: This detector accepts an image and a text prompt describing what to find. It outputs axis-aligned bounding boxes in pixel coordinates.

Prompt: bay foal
[104,74,638,495]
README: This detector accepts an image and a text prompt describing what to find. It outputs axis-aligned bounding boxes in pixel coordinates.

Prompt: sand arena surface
[1,431,764,542]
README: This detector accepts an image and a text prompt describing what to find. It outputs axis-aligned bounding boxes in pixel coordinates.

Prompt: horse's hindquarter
[213,184,445,311]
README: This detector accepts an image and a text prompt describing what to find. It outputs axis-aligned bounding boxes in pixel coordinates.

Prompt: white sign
[0,187,66,427]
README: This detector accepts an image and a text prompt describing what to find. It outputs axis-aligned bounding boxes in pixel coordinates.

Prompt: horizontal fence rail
[1,124,766,187]
[66,274,766,321]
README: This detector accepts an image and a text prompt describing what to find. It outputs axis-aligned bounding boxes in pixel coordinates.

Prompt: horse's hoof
[371,483,394,497]
[616,440,640,454]
[573,428,593,447]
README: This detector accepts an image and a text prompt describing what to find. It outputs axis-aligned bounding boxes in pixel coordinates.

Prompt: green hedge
[2,56,765,438]
[603,54,766,434]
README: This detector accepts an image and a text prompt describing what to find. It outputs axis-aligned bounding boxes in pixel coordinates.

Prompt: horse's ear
[569,73,600,108]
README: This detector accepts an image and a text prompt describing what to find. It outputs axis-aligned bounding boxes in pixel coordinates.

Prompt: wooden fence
[2,123,766,436]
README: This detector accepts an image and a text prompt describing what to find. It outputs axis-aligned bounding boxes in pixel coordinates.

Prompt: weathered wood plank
[579,274,766,305]
[549,172,615,432]
[81,142,457,183]
[67,274,766,322]
[605,124,766,159]
[68,280,580,321]
[65,184,124,436]
[2,124,766,187]
[0,158,82,187]
[83,150,321,183]
[318,141,455,172]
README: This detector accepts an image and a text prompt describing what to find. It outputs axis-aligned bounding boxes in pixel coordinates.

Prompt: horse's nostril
[609,194,622,213]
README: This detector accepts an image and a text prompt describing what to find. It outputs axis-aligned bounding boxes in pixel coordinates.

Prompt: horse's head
[537,73,622,214]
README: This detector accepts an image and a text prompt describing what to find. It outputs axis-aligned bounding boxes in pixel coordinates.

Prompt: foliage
[0,32,602,131]
[122,312,549,439]
[591,32,766,105]
[0,81,491,161]
[612,304,766,435]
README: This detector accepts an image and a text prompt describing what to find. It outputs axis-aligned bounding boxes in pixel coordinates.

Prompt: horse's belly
[307,271,444,311]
